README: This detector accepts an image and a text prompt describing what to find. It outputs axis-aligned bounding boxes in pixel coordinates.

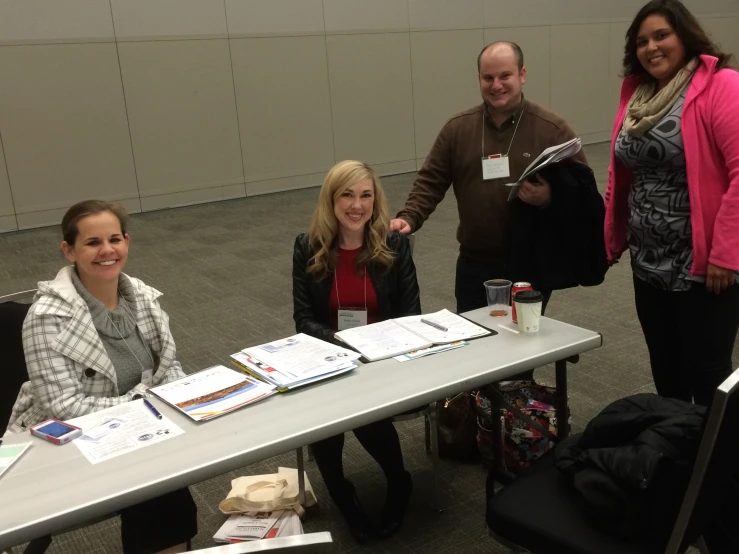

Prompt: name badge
[338,308,367,331]
[141,369,153,387]
[482,154,510,180]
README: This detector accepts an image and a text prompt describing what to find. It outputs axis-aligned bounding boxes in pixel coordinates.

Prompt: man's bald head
[477,41,524,73]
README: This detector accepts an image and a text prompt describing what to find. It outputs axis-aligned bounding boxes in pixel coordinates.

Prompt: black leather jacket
[292,231,421,343]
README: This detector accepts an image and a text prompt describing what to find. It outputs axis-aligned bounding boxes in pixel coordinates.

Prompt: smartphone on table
[30,419,82,445]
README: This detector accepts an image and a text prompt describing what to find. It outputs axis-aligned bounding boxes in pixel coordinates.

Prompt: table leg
[426,401,442,511]
[555,359,569,441]
[296,447,306,507]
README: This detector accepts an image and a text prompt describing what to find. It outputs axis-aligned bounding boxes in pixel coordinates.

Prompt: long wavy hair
[622,0,735,79]
[307,160,393,279]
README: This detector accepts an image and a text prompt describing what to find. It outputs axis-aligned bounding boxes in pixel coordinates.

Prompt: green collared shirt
[485,96,526,132]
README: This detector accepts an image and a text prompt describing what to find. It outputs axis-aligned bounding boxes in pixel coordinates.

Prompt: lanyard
[482,107,524,158]
[334,268,367,310]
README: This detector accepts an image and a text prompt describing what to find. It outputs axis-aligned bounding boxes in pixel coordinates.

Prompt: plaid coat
[7,266,185,433]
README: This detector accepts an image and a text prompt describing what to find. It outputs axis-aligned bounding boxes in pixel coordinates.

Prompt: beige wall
[0,0,738,231]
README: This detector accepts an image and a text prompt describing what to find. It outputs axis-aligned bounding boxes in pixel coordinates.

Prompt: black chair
[486,366,739,554]
[0,291,35,433]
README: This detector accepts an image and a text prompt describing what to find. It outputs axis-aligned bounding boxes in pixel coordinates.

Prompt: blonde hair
[307,160,394,278]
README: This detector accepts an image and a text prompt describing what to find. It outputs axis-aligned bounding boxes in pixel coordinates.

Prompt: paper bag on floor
[219,467,316,516]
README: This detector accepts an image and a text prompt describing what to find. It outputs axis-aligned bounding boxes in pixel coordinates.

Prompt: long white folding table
[0,308,601,550]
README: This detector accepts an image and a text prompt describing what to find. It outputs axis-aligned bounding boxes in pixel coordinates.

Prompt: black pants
[120,487,197,554]
[454,253,552,314]
[310,419,405,505]
[633,275,739,407]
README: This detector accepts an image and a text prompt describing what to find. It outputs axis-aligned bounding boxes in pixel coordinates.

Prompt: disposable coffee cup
[514,290,543,333]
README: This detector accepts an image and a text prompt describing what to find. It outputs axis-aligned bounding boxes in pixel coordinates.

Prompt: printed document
[68,399,184,464]
[150,365,276,421]
[335,319,432,361]
[0,442,32,479]
[214,509,303,543]
[395,309,490,343]
[506,137,582,200]
[241,334,361,381]
[336,309,492,361]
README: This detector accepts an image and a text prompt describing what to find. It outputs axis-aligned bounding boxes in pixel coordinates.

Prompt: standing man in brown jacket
[390,41,587,313]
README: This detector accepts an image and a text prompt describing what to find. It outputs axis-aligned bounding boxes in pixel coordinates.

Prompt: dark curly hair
[622,0,734,79]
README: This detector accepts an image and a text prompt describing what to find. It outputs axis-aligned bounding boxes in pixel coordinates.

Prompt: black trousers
[119,487,197,554]
[454,253,552,314]
[633,275,739,407]
[310,419,405,505]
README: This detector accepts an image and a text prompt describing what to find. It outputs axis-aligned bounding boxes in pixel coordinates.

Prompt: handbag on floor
[476,380,569,474]
[436,390,480,460]
[219,466,317,516]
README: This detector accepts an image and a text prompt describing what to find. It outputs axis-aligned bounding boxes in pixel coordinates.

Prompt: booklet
[150,365,277,421]
[335,309,492,362]
[213,509,303,543]
[231,334,361,392]
[0,442,32,479]
[505,137,582,200]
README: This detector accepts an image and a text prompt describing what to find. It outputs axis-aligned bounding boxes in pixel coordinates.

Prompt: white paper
[214,510,303,543]
[68,400,184,464]
[228,511,282,539]
[243,334,361,380]
[335,320,432,361]
[150,365,276,421]
[505,137,582,200]
[482,156,510,180]
[395,309,491,343]
[0,442,32,479]
[230,351,357,390]
[392,340,469,362]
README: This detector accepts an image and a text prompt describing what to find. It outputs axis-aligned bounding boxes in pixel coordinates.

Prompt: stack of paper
[150,365,277,421]
[506,137,582,200]
[231,333,361,391]
[335,309,491,362]
[213,510,303,543]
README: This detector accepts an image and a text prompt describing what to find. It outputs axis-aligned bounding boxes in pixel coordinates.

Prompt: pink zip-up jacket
[604,55,739,275]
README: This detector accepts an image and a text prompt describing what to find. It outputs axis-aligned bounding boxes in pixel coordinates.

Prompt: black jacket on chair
[292,231,421,343]
[509,161,608,291]
[555,393,706,540]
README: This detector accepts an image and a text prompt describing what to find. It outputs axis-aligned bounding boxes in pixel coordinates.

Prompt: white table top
[0,308,601,549]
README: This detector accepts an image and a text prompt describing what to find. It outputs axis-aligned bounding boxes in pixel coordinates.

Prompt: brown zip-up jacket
[396,100,587,261]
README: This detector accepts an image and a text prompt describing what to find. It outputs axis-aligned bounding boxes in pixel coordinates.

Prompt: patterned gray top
[615,90,698,291]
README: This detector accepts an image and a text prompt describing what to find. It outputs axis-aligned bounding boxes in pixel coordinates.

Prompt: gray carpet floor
[2,143,736,553]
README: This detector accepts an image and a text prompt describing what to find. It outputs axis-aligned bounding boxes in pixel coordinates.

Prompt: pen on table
[421,318,448,332]
[143,398,163,420]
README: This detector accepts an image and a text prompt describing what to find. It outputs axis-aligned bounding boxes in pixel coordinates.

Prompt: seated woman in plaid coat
[7,200,197,554]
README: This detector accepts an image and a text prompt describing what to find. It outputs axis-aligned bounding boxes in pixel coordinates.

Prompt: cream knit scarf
[623,58,698,138]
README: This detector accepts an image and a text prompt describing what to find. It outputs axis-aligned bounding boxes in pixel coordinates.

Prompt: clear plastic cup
[484,279,512,317]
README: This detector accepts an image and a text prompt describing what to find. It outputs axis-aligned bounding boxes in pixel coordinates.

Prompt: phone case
[30,419,82,445]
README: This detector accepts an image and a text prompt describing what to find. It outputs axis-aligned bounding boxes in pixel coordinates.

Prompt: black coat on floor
[508,161,608,291]
[555,393,706,540]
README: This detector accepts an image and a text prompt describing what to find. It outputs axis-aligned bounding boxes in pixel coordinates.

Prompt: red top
[329,247,379,329]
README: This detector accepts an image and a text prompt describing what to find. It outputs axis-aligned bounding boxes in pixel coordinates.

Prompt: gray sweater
[71,270,154,394]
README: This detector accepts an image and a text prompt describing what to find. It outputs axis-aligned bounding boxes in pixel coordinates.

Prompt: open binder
[335,308,491,362]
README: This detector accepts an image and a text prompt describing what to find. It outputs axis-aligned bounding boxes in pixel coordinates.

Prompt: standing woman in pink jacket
[604,0,739,406]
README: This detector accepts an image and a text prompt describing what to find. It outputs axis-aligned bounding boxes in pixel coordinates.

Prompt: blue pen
[143,398,163,420]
